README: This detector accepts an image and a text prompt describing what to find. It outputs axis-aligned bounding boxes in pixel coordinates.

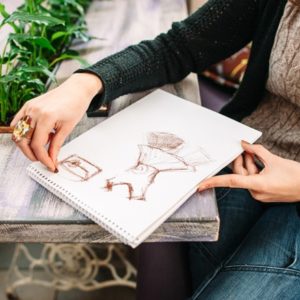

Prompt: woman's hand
[10,73,102,172]
[198,141,300,203]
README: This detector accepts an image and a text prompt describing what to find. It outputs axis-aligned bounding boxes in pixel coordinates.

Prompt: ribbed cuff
[74,64,118,112]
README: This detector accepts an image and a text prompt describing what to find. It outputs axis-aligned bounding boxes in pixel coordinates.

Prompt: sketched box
[59,154,102,182]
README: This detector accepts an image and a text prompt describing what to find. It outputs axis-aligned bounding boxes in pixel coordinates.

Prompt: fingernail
[47,166,58,173]
[241,140,255,154]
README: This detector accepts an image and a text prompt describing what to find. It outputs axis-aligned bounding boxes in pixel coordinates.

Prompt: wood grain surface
[0,0,219,243]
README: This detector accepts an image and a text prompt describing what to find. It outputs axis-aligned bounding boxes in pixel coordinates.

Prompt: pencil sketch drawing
[105,132,212,200]
[59,154,102,182]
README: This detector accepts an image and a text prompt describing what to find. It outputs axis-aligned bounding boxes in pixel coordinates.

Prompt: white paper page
[27,89,261,247]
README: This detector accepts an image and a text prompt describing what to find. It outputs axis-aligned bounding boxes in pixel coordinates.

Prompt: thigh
[192,204,300,300]
[189,169,266,290]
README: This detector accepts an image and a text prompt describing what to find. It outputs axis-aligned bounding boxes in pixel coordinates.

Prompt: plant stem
[27,0,37,68]
[0,40,9,77]
[39,25,46,60]
[0,84,8,124]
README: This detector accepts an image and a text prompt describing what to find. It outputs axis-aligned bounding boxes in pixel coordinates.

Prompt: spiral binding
[26,165,140,247]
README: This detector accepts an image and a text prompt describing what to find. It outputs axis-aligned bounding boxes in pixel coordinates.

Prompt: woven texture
[242,2,300,161]
[76,0,288,121]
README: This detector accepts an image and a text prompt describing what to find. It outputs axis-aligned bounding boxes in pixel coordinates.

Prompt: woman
[11,0,300,298]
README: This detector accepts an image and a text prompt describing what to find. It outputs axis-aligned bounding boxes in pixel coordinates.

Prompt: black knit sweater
[76,0,287,121]
[77,0,300,213]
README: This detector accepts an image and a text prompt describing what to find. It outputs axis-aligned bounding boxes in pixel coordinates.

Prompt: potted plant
[0,0,91,132]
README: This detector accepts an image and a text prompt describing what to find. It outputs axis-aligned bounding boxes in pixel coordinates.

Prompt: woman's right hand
[198,141,300,203]
[10,73,103,172]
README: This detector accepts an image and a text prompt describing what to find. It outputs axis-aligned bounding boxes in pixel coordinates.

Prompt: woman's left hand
[198,141,300,203]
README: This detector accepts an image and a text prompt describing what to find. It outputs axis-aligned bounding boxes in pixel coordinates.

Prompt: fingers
[15,131,55,162]
[232,153,258,176]
[11,107,66,171]
[244,153,259,175]
[10,104,27,127]
[30,123,56,171]
[11,101,57,171]
[198,173,260,191]
[17,138,37,161]
[13,117,37,161]
[48,126,72,166]
[47,132,55,144]
[241,141,272,165]
[233,155,248,175]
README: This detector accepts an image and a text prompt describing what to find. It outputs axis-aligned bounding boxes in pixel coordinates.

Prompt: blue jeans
[189,168,300,299]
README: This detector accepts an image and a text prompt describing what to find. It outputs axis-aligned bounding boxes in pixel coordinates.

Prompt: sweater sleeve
[75,0,259,112]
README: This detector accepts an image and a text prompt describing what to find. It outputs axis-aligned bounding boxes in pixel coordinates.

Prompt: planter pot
[0,126,13,134]
[0,125,14,149]
[0,113,14,134]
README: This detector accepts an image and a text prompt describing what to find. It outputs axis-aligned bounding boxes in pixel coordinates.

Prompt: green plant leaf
[48,0,84,15]
[10,43,31,55]
[50,53,88,67]
[0,0,93,124]
[26,78,46,93]
[36,57,49,68]
[78,32,90,43]
[51,31,67,41]
[9,34,56,52]
[7,11,65,27]
[0,3,10,19]
[0,20,19,33]
[0,4,19,33]
[0,74,19,83]
[22,66,56,82]
[0,53,18,64]
[51,25,90,42]
[65,0,84,15]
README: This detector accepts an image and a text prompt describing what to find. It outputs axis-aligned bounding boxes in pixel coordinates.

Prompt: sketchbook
[27,89,261,248]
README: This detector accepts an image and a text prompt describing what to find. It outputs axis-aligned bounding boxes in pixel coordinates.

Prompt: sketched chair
[105,132,210,201]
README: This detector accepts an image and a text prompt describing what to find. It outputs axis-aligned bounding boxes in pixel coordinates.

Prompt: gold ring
[12,115,34,143]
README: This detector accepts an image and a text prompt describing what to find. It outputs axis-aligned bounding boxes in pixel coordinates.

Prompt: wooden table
[1,0,220,296]
[0,0,219,245]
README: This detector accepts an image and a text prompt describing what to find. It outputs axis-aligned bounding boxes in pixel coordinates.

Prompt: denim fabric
[189,167,300,300]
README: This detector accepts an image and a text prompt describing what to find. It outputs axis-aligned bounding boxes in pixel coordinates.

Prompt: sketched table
[0,0,219,297]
